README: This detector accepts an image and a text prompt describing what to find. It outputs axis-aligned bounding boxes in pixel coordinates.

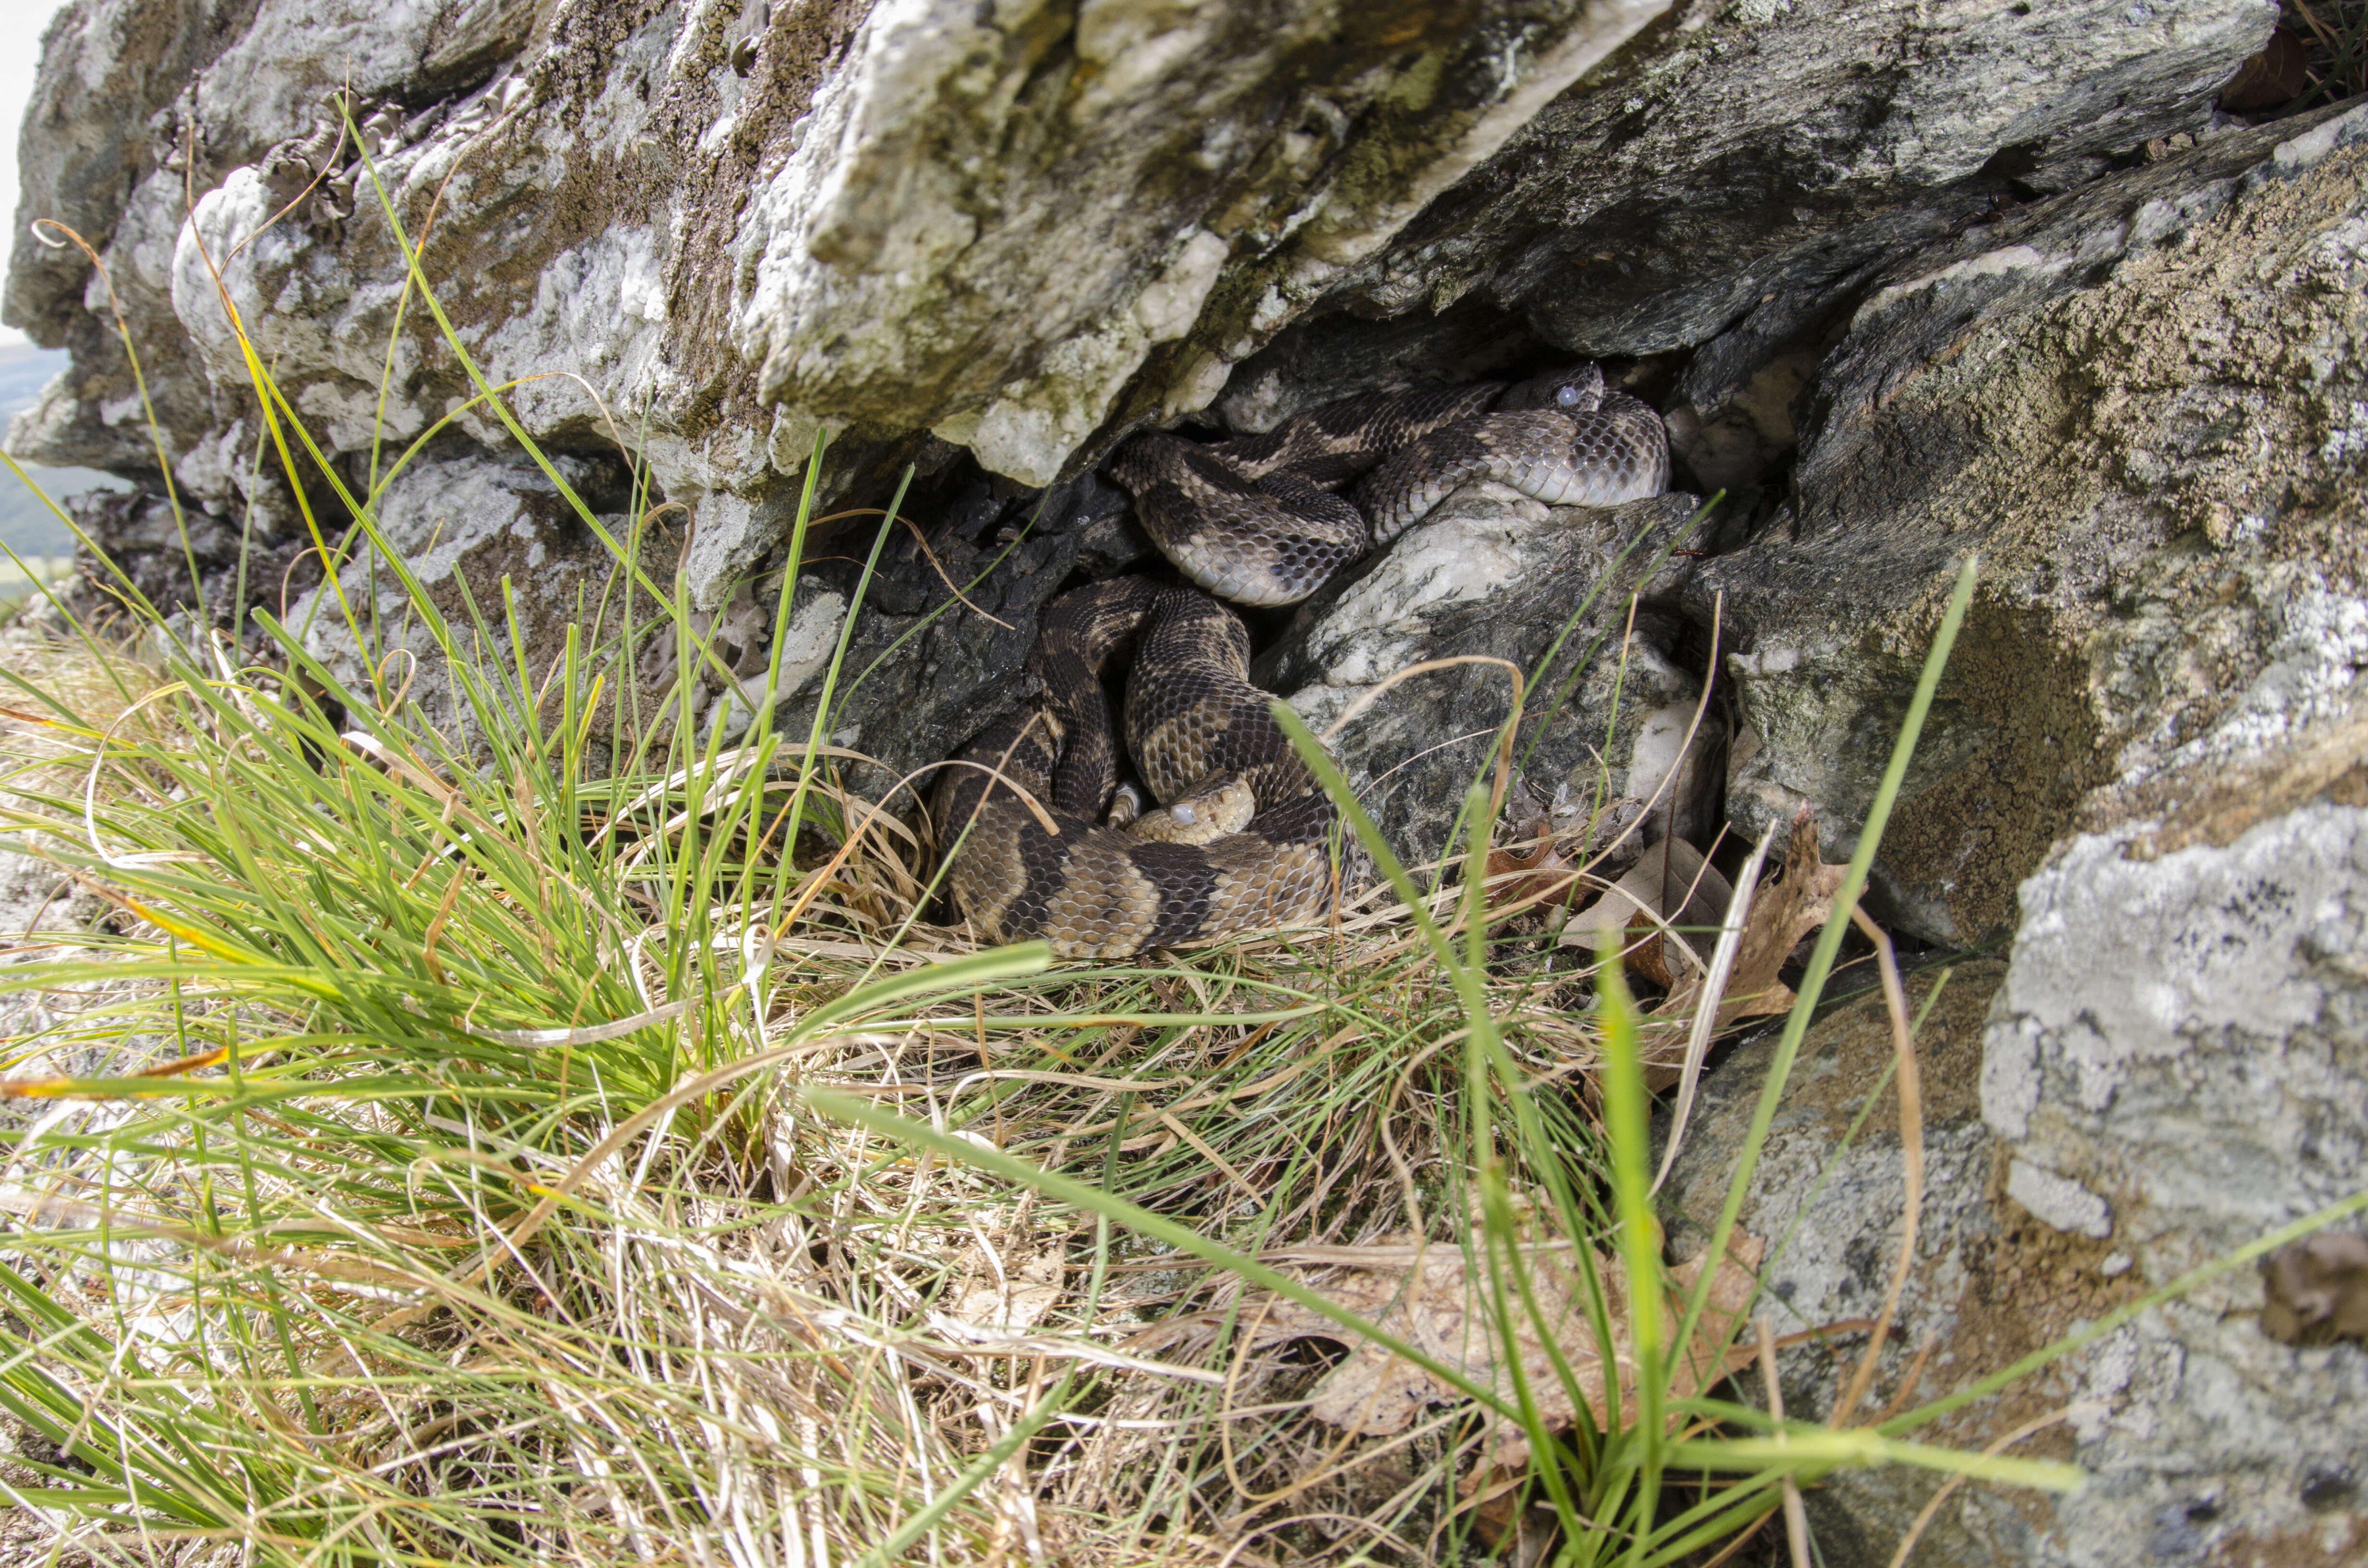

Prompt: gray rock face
[1211,0,2275,430]
[1642,98,2368,1565]
[1658,959,2059,1568]
[3,0,1673,614]
[4,0,2281,607]
[4,0,2315,907]
[1662,720,2368,1567]
[1696,100,2368,944]
[1978,777,2368,1566]
[287,449,678,750]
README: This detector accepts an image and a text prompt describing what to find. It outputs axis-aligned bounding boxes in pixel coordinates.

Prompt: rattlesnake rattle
[936,363,1669,959]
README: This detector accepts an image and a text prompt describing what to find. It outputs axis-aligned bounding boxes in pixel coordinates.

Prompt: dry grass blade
[1652,818,1781,1194]
[1758,1314,1812,1568]
[1885,1404,2097,1568]
[1319,652,1526,828]
[1828,905,1925,1430]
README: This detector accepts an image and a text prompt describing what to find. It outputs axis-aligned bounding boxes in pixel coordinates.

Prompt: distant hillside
[0,342,130,557]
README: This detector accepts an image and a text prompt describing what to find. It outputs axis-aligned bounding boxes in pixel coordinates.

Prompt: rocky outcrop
[1979,730,2368,1567]
[1657,960,2047,1566]
[10,0,2366,1562]
[3,0,2306,884]
[1662,696,2368,1568]
[1698,99,2368,944]
[4,0,1682,613]
[1216,0,2275,433]
[6,0,2281,606]
[1652,100,2368,1568]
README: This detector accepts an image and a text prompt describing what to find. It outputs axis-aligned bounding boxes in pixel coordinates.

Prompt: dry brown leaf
[1562,837,1734,987]
[950,1243,1065,1332]
[2260,1233,2368,1345]
[1248,1231,1764,1468]
[1654,804,1847,1031]
[1485,814,1591,909]
[2219,26,2309,112]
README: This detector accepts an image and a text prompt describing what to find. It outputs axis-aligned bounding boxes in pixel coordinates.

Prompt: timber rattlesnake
[936,363,1668,958]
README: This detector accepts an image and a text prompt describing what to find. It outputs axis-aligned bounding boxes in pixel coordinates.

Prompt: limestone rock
[4,0,1675,613]
[1696,100,2368,945]
[59,487,308,624]
[1659,704,2368,1567]
[1211,0,2276,436]
[7,0,2286,623]
[1973,753,2368,1566]
[287,450,676,752]
[1657,959,2060,1568]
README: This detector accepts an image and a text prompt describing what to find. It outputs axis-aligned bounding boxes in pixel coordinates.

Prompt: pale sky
[1,0,78,348]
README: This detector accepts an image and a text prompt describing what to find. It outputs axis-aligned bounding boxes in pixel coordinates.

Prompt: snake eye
[1557,384,1580,407]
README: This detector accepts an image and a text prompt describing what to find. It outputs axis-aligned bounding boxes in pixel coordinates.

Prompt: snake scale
[937,362,1668,958]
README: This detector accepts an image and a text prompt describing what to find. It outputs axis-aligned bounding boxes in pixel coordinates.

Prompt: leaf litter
[1234,1228,1765,1471]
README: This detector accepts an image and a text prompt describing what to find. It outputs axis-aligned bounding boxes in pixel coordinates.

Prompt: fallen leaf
[1486,808,1590,910]
[2260,1232,2368,1345]
[950,1243,1065,1332]
[1245,1230,1764,1469]
[2220,28,2308,113]
[1484,785,1653,913]
[1561,836,1734,987]
[1653,804,1847,1032]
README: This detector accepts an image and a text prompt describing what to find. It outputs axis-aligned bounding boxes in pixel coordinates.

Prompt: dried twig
[813,507,1016,630]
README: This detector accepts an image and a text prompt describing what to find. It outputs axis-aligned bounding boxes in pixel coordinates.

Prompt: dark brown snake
[938,364,1668,958]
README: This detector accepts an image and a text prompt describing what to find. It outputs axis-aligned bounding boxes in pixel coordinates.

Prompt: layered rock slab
[1656,960,2081,1568]
[1210,0,2277,435]
[6,0,2285,624]
[3,0,1674,613]
[1649,98,2368,1568]
[1695,100,2368,945]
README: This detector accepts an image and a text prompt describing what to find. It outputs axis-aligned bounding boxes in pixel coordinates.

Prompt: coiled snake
[937,363,1668,958]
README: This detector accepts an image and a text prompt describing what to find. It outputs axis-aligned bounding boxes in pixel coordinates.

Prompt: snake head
[1499,362,1606,414]
[1126,773,1257,845]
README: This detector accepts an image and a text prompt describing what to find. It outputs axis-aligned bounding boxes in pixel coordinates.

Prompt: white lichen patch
[1855,245,2070,324]
[2147,583,2368,776]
